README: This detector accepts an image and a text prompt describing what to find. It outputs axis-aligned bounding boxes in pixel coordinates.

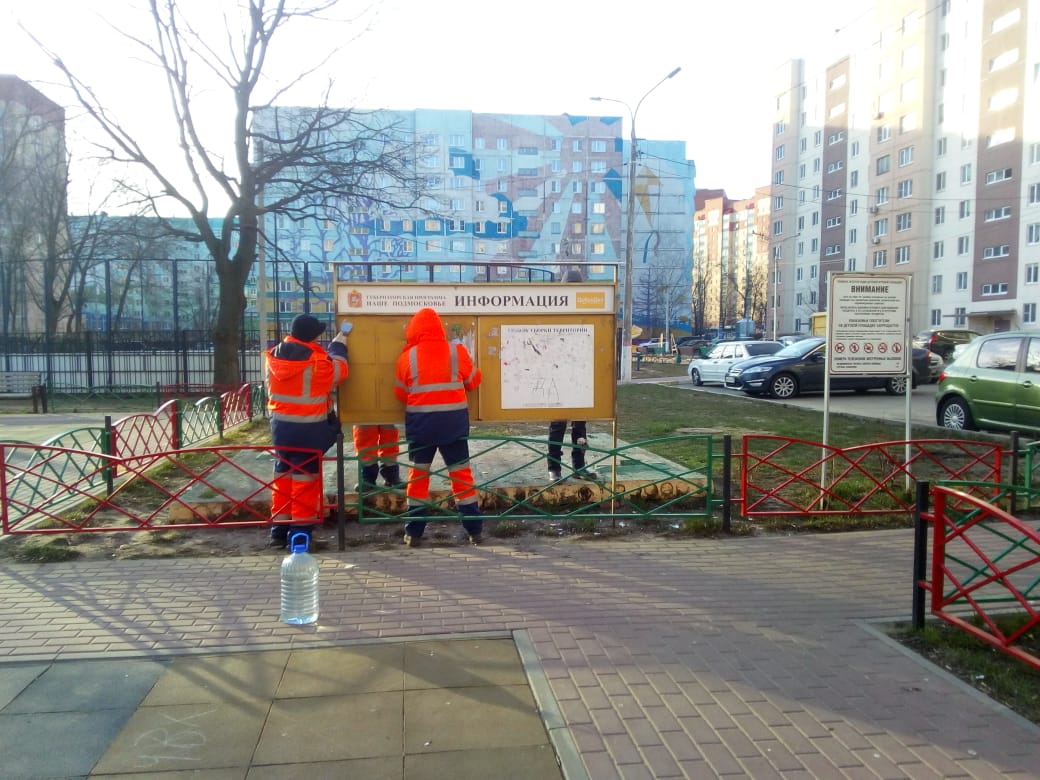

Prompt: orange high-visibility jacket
[266,336,348,423]
[394,308,481,443]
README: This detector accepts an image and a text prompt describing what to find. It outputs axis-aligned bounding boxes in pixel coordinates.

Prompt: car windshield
[747,343,782,356]
[775,338,822,358]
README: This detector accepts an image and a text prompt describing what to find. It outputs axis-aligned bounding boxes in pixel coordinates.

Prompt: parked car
[674,336,712,359]
[776,333,809,347]
[935,331,1040,435]
[912,328,981,361]
[688,340,782,386]
[723,337,931,398]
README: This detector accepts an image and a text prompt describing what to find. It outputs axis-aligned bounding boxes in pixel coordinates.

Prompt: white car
[688,340,783,386]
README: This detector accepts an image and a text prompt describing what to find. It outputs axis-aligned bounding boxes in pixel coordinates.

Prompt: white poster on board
[499,324,594,409]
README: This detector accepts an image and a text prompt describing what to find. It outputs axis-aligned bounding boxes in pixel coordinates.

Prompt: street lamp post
[591,66,681,383]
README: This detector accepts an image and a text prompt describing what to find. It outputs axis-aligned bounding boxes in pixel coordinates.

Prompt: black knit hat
[290,314,326,342]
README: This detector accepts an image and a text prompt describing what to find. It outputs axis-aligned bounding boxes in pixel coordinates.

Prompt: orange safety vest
[266,337,348,423]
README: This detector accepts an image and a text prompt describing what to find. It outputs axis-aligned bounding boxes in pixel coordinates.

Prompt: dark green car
[935,331,1040,435]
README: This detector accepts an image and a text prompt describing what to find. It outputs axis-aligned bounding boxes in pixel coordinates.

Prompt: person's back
[394,307,484,546]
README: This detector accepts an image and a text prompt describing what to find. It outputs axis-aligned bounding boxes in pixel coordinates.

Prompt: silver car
[688,340,783,386]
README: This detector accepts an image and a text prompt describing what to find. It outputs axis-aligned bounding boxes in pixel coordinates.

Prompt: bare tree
[30,0,421,385]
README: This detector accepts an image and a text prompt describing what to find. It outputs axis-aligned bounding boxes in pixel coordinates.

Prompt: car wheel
[768,373,798,399]
[939,397,975,430]
[690,369,702,386]
[885,376,908,395]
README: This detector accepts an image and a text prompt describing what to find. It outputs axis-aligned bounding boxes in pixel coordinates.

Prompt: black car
[724,337,931,398]
[912,328,981,361]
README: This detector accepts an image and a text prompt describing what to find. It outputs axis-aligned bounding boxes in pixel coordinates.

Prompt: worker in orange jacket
[352,424,403,490]
[394,307,483,546]
[265,314,349,548]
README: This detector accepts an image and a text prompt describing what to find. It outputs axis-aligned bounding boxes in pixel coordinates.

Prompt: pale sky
[2,0,864,212]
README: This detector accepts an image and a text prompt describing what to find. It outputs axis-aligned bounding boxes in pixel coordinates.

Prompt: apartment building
[252,107,696,336]
[0,75,68,333]
[769,0,1039,336]
[692,188,772,338]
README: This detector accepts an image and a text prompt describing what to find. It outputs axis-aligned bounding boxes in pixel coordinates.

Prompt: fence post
[722,434,732,533]
[912,480,929,630]
[336,432,346,551]
[1009,431,1020,517]
[103,415,115,495]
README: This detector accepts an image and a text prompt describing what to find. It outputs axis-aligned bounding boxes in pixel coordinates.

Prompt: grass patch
[888,615,1040,724]
[7,538,83,563]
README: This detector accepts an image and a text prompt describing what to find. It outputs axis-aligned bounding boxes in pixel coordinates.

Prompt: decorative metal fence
[741,435,1004,518]
[918,482,1040,671]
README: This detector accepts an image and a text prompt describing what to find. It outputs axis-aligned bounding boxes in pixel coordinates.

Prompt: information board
[332,282,617,424]
[826,273,911,375]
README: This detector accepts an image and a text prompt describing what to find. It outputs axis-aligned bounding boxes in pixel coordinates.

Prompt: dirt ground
[0,512,678,563]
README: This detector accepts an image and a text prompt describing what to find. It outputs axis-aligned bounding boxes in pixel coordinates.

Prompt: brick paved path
[2,530,1038,778]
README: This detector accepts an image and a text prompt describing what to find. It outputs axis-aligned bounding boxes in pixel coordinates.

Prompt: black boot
[380,464,403,487]
[355,464,379,492]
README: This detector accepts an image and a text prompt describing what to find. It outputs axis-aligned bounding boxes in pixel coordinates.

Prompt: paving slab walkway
[2,530,1039,778]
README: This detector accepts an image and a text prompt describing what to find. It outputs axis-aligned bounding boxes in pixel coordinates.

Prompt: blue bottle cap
[288,532,310,553]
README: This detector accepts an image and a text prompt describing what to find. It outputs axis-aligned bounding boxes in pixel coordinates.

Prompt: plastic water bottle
[280,532,319,624]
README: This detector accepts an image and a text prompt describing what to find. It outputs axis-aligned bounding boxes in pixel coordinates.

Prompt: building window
[954,307,966,326]
[497,221,509,234]
[825,244,842,256]
[937,137,947,156]
[930,309,942,326]
[982,245,1011,259]
[496,137,508,150]
[876,155,890,175]
[935,172,946,191]
[572,181,582,194]
[931,275,943,294]
[1025,303,1038,325]
[572,222,584,234]
[981,282,1009,295]
[572,139,583,152]
[1025,263,1039,284]
[989,49,1019,72]
[872,250,887,268]
[591,139,607,152]
[776,144,785,160]
[851,140,860,157]
[986,168,1013,184]
[592,202,606,214]
[935,206,946,224]
[984,206,1012,222]
[959,200,971,219]
[849,228,858,244]
[827,188,843,201]
[875,186,889,205]
[825,216,842,229]
[960,163,972,184]
[895,246,910,264]
[956,272,968,291]
[933,241,944,259]
[498,201,509,214]
[877,125,892,143]
[896,213,912,231]
[898,146,914,166]
[826,160,844,173]
[571,202,582,214]
[874,218,888,237]
[773,220,783,235]
[898,179,913,198]
[957,236,970,255]
[1029,183,1040,205]
[1028,224,1040,244]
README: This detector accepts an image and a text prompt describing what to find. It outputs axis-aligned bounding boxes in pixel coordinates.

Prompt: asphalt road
[674,379,944,429]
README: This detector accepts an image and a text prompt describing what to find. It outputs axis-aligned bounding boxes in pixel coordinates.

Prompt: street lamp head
[666,67,682,79]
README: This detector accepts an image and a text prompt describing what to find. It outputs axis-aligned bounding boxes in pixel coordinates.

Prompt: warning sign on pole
[826,273,911,375]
